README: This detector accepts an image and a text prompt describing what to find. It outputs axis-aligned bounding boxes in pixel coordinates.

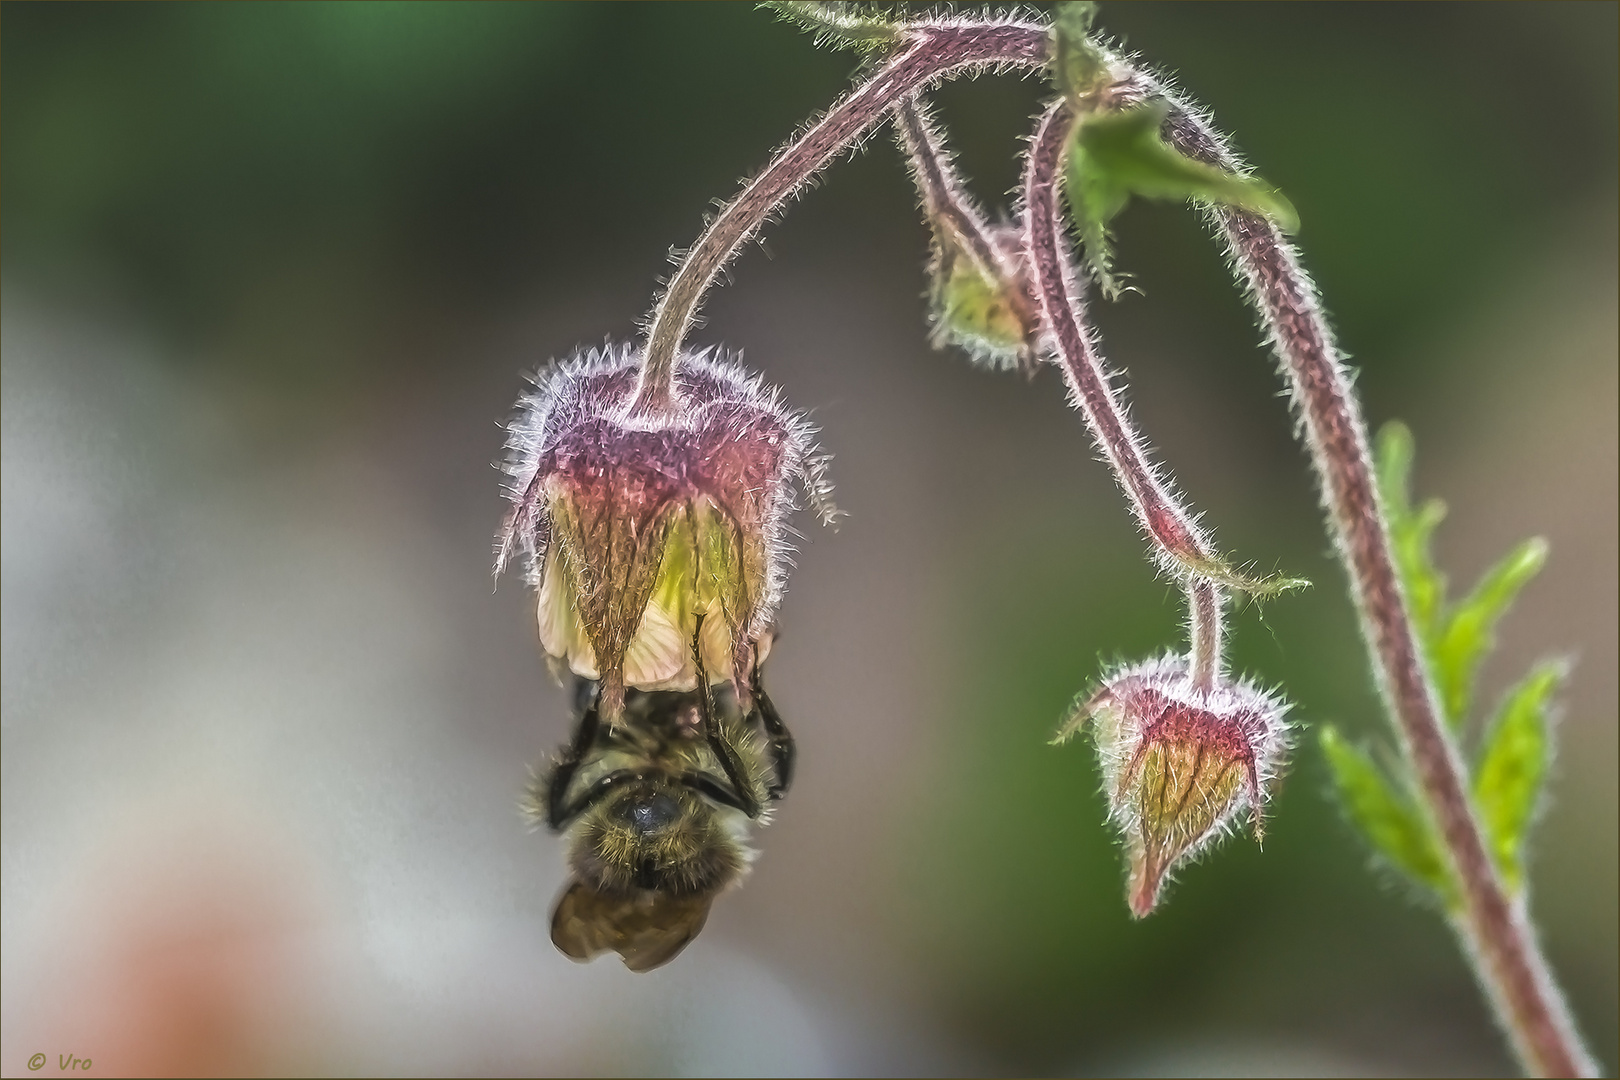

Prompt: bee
[529,619,794,972]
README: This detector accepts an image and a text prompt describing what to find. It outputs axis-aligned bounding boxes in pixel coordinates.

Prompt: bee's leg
[678,771,757,816]
[544,677,605,830]
[750,655,795,800]
[692,614,761,818]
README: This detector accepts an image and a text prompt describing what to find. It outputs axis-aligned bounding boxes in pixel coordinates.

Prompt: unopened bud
[930,222,1043,375]
[897,97,1044,376]
[497,344,835,716]
[1058,654,1290,917]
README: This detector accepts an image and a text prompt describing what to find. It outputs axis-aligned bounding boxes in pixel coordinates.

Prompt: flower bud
[929,222,1044,375]
[897,97,1044,376]
[1060,654,1290,917]
[497,344,835,717]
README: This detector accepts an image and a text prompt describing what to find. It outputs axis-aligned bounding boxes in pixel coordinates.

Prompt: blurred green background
[3,3,1615,1076]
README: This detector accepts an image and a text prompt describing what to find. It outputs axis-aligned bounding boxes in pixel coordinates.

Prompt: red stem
[633,18,1048,418]
[1187,578,1223,694]
[1152,85,1595,1079]
[1020,102,1222,586]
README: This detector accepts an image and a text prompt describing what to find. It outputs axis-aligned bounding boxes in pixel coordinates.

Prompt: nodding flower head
[896,98,1044,377]
[496,343,836,718]
[929,221,1044,375]
[1058,654,1291,917]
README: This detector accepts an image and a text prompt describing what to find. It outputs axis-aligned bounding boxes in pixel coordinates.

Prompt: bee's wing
[550,879,714,973]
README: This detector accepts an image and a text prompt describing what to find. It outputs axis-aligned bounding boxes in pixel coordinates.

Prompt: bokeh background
[3,2,1615,1076]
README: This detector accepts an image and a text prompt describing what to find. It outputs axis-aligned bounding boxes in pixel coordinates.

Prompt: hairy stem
[1187,578,1224,695]
[895,96,1005,285]
[1021,101,1223,586]
[632,19,1048,418]
[1145,84,1596,1079]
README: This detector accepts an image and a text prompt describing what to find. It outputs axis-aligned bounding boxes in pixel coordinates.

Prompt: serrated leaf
[1433,537,1548,728]
[759,1,898,51]
[1374,422,1549,733]
[1064,102,1298,298]
[1474,662,1561,893]
[1374,422,1448,639]
[1320,725,1454,903]
[1180,551,1310,600]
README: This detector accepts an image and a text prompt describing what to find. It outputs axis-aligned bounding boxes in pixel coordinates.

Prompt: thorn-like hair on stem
[896,94,1047,375]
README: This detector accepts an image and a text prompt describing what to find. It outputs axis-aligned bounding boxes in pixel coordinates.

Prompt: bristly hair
[495,342,839,631]
[896,93,1046,375]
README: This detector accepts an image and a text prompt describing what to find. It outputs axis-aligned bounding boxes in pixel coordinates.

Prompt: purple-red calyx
[497,344,835,718]
[1058,654,1291,917]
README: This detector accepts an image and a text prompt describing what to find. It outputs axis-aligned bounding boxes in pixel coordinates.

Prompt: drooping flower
[1058,654,1291,917]
[496,344,835,717]
[896,96,1045,376]
[929,221,1044,374]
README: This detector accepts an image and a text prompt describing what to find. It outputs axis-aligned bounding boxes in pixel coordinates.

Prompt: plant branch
[1021,100,1226,590]
[895,93,1043,374]
[632,18,1048,419]
[1139,78,1596,1079]
[895,96,1007,286]
[1187,578,1223,695]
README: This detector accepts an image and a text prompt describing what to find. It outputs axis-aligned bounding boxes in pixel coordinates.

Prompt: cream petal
[623,600,688,688]
[621,599,742,692]
[537,547,598,678]
[699,605,735,682]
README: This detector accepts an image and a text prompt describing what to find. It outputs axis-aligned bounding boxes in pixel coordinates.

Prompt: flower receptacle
[499,344,833,717]
[1066,654,1290,917]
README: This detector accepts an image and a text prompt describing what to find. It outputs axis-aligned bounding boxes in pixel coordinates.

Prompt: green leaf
[1051,1,1107,102]
[1375,421,1549,732]
[759,1,899,52]
[1320,725,1454,903]
[1180,551,1310,601]
[1433,538,1547,727]
[1474,661,1561,893]
[1374,422,1448,641]
[1064,102,1298,298]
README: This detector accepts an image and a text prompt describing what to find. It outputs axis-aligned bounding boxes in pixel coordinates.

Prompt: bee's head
[570,778,749,897]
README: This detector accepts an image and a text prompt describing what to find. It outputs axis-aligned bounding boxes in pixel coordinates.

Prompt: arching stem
[894,95,1007,286]
[631,19,1048,418]
[1149,82,1597,1080]
[1021,100,1228,590]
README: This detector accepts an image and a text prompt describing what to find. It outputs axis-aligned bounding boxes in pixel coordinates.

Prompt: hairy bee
[529,624,794,972]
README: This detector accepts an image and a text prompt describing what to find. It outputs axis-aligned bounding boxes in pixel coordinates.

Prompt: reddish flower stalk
[1021,100,1230,659]
[1140,80,1597,1080]
[1187,578,1223,695]
[1026,98,1282,914]
[632,17,1049,418]
[894,96,1008,297]
[1222,209,1594,1080]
